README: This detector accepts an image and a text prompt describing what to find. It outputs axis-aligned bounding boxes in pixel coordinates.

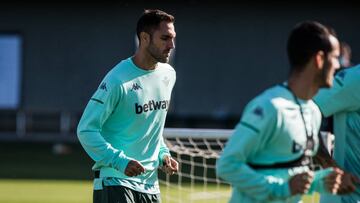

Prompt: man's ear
[315,50,325,70]
[140,32,150,46]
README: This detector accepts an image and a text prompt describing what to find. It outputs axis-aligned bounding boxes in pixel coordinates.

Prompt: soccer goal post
[159,128,335,203]
[159,128,233,203]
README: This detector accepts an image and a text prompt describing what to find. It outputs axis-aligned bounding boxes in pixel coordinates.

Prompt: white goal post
[159,128,232,203]
[159,128,335,203]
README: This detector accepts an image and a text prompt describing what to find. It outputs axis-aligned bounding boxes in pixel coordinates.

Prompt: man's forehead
[329,35,339,46]
[329,35,340,54]
[156,22,176,36]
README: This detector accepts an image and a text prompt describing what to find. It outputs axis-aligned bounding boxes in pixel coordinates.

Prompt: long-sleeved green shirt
[217,84,334,203]
[314,65,360,203]
[77,57,176,194]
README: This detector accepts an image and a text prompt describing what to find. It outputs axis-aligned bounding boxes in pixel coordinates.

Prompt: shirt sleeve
[158,70,176,165]
[216,100,290,201]
[158,134,171,166]
[314,68,360,117]
[77,79,132,173]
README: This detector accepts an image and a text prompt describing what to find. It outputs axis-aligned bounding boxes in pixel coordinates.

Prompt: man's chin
[321,81,333,88]
[158,57,169,63]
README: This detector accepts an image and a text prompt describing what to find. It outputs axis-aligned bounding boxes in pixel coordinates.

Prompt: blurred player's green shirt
[217,84,324,203]
[77,57,176,194]
[314,65,360,203]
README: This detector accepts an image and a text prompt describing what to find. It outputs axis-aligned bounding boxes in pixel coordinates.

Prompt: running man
[216,21,356,203]
[77,9,178,203]
[314,64,360,203]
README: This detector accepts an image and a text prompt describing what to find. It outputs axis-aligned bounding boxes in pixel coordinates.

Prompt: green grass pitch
[0,179,319,203]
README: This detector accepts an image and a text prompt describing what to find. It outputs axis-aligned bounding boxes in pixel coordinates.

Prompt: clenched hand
[289,171,314,195]
[125,160,145,177]
[162,155,179,175]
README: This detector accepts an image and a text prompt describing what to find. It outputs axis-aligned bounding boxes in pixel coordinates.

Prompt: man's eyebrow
[161,34,175,38]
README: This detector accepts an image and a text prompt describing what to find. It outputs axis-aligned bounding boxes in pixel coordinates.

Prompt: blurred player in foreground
[314,64,360,203]
[339,41,353,69]
[77,9,178,203]
[216,21,357,203]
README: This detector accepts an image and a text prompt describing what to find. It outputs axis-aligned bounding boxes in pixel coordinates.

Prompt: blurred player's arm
[313,132,337,168]
[314,67,360,117]
[313,133,359,194]
[216,102,294,201]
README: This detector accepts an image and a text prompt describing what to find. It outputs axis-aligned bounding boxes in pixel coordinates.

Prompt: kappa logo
[253,106,264,119]
[337,71,346,80]
[131,83,142,91]
[99,82,107,91]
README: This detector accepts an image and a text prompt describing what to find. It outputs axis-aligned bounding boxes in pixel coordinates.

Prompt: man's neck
[287,70,320,100]
[132,50,157,70]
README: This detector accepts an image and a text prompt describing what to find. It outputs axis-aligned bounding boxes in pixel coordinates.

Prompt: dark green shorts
[93,185,161,203]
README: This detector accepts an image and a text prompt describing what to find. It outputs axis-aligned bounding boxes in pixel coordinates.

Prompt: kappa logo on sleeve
[99,82,107,91]
[337,71,346,80]
[252,106,264,119]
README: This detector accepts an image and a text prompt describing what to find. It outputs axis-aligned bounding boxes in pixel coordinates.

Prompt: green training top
[216,84,331,203]
[314,65,360,203]
[77,57,176,194]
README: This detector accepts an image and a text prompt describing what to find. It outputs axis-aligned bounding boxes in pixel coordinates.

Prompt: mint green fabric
[314,65,360,203]
[77,57,176,194]
[217,84,330,203]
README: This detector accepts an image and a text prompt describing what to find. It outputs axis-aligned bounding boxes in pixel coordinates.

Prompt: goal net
[159,128,232,203]
[159,128,335,203]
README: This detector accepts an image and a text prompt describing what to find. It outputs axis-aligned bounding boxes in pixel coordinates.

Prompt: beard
[147,41,170,63]
[318,58,333,88]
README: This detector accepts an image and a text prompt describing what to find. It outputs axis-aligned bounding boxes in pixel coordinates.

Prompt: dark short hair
[136,9,175,41]
[287,21,332,72]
